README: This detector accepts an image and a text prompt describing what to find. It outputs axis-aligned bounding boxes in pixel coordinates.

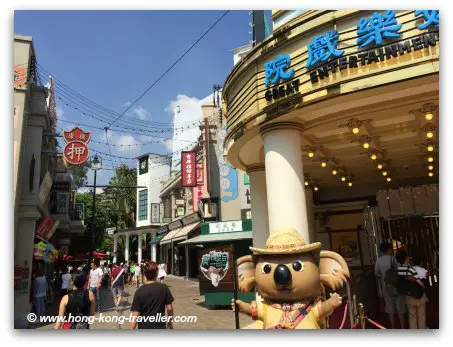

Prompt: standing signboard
[198,244,234,292]
[181,151,196,187]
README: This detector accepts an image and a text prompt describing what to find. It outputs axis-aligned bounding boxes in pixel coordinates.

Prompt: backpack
[397,266,424,299]
[384,256,399,297]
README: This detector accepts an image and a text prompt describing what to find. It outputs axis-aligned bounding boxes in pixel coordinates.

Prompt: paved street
[36,276,253,330]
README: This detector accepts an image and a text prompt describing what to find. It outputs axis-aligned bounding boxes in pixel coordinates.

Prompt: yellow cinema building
[223,10,439,325]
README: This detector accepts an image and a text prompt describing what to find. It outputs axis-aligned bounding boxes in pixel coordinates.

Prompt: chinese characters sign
[181,151,196,187]
[63,127,91,165]
[357,10,402,48]
[208,221,243,234]
[263,10,439,88]
[193,162,204,212]
[151,203,160,223]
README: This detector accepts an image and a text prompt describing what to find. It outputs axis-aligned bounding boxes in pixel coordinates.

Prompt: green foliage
[68,161,91,189]
[103,165,137,228]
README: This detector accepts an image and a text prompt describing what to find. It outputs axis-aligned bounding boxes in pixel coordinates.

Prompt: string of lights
[37,64,212,129]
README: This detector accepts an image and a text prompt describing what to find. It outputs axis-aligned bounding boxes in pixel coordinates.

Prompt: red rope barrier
[366,317,387,329]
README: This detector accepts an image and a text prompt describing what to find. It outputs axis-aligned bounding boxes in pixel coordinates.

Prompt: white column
[137,232,142,264]
[151,243,157,262]
[247,166,269,248]
[113,235,118,263]
[260,122,310,242]
[305,189,316,244]
[125,234,130,262]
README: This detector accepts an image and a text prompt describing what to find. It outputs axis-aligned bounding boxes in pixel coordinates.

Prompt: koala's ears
[236,255,256,292]
[317,250,350,291]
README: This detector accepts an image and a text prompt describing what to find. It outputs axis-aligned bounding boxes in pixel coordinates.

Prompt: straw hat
[249,228,321,255]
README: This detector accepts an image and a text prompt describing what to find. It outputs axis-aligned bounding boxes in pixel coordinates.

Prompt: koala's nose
[274,264,292,286]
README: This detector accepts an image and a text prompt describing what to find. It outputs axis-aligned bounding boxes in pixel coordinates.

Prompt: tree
[68,161,91,190]
[70,191,114,255]
[103,165,137,229]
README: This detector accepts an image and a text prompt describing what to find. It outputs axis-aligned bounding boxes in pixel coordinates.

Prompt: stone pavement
[36,275,254,330]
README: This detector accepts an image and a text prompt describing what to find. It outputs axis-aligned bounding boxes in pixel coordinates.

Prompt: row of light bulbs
[424,112,437,178]
[305,150,354,188]
[348,126,392,183]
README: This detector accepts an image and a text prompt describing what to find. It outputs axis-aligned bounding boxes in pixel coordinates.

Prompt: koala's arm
[315,293,343,320]
[232,299,253,317]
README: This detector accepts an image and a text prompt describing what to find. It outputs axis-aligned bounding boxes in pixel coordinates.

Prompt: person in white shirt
[158,263,167,283]
[88,262,103,313]
[134,263,141,288]
[60,267,72,296]
[405,253,428,329]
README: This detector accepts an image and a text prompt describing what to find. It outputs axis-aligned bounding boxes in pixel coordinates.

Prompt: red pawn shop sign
[181,151,196,187]
[63,127,91,165]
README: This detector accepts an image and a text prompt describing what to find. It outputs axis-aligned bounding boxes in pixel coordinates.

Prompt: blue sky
[14,10,270,186]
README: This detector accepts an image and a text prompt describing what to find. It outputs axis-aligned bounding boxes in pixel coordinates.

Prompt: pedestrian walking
[60,267,72,297]
[33,269,47,317]
[158,263,167,283]
[87,261,103,313]
[134,263,141,288]
[111,262,125,312]
[130,262,174,329]
[130,261,135,286]
[54,271,95,329]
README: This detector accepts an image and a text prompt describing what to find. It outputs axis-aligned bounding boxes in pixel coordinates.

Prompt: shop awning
[150,233,166,245]
[178,231,253,246]
[160,227,183,245]
[172,222,200,242]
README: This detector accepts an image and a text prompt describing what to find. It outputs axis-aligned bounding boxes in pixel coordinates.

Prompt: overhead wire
[108,10,230,128]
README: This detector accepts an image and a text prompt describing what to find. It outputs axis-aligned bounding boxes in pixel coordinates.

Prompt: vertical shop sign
[193,162,205,212]
[181,151,196,187]
[151,203,160,223]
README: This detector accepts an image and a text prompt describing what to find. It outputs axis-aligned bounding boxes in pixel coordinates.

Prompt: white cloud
[56,105,65,119]
[130,106,151,120]
[115,134,139,152]
[165,94,200,115]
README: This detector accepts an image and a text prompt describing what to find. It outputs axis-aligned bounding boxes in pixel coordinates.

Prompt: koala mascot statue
[232,228,350,329]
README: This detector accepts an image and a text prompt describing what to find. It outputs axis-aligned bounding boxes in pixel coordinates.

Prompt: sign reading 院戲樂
[263,10,439,101]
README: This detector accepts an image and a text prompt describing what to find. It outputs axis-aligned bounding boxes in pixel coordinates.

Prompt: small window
[138,189,148,221]
[139,156,149,175]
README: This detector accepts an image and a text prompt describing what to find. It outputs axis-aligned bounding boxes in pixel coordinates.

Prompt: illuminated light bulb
[304,181,309,186]
[382,171,388,176]
[428,156,434,162]
[429,172,434,177]
[352,127,360,134]
[348,182,352,187]
[341,176,346,182]
[332,169,337,175]
[377,164,383,170]
[428,165,434,170]
[371,154,377,160]
[427,145,434,152]
[426,131,434,139]
[362,142,370,149]
[314,186,319,191]
[425,112,433,121]
[308,151,314,158]
[321,161,327,167]
[386,177,392,182]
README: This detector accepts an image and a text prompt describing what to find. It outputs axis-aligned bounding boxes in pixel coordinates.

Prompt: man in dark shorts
[130,262,174,329]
